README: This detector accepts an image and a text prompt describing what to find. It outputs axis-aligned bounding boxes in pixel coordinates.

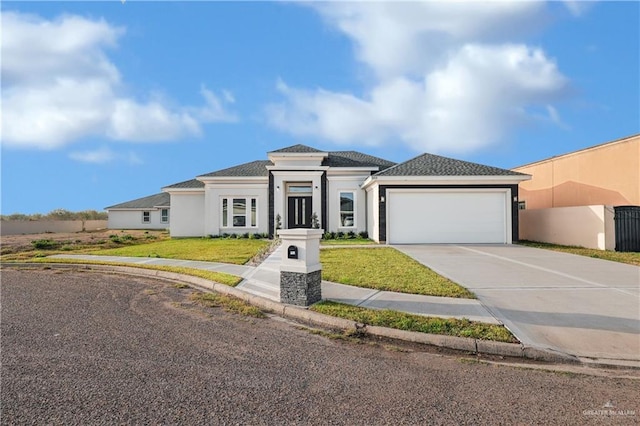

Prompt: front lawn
[312,301,516,342]
[92,238,270,265]
[519,241,640,266]
[320,247,474,298]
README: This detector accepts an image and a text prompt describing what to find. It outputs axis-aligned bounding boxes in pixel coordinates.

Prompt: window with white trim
[339,192,355,227]
[161,209,169,223]
[142,211,151,223]
[221,197,258,228]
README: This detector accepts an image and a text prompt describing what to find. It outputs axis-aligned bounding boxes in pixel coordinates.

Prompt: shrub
[311,212,320,229]
[242,232,250,239]
[31,239,58,249]
[347,231,356,239]
[358,231,369,240]
[336,232,345,240]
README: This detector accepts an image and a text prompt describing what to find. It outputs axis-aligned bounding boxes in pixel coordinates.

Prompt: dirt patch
[0,229,168,256]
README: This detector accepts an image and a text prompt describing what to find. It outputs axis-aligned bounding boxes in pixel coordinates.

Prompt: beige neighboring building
[513,133,640,209]
[513,134,639,251]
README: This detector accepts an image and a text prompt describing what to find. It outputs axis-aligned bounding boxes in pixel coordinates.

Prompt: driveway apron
[394,244,640,363]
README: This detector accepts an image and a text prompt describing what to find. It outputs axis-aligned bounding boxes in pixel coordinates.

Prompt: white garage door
[388,190,509,244]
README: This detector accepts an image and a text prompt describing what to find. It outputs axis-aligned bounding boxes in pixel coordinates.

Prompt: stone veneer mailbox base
[280,270,322,306]
[277,228,323,306]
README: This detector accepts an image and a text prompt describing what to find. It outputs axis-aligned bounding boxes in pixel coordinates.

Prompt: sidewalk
[51,246,498,324]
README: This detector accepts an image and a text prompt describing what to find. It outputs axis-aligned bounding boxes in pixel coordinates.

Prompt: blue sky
[1,1,638,214]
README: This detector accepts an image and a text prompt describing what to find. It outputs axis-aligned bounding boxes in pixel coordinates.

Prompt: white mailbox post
[277,229,323,306]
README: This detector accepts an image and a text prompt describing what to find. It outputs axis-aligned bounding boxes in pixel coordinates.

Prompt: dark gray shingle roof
[269,144,325,153]
[106,192,170,209]
[163,179,205,189]
[325,151,396,170]
[199,160,272,177]
[374,153,528,177]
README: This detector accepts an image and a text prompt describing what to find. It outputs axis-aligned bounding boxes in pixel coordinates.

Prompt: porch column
[277,228,323,306]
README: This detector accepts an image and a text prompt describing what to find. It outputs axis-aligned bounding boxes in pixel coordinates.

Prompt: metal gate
[614,206,640,252]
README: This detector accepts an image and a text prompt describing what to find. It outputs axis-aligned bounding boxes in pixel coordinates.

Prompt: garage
[387,189,510,244]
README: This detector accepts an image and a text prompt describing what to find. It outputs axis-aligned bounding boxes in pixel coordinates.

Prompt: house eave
[162,187,205,194]
[362,174,531,189]
[267,152,329,159]
[107,207,163,211]
[266,165,330,171]
[326,167,379,174]
[197,176,269,182]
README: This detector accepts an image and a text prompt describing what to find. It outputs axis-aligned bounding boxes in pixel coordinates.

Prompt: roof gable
[106,192,170,210]
[325,151,396,170]
[375,153,527,177]
[163,179,205,189]
[268,144,325,154]
[199,160,272,177]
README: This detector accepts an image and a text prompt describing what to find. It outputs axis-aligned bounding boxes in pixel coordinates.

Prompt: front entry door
[287,196,312,228]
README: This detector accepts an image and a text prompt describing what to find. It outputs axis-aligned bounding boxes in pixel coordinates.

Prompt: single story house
[106,192,170,230]
[107,144,530,244]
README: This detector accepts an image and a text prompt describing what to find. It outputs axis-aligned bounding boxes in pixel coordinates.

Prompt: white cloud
[267,1,572,154]
[195,86,238,123]
[315,1,547,78]
[1,11,237,150]
[562,1,593,17]
[69,147,115,163]
[68,146,145,165]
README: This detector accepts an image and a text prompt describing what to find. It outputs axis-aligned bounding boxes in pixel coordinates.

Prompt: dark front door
[288,196,312,228]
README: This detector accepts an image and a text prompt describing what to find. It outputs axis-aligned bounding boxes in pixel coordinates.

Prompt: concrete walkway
[50,247,498,324]
[394,244,640,364]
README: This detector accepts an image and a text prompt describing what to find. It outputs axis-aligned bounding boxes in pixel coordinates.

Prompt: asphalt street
[2,268,639,425]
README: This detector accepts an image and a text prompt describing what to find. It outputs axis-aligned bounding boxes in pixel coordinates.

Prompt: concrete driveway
[394,244,640,364]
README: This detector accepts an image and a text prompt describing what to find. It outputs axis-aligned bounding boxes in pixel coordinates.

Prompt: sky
[1,1,638,215]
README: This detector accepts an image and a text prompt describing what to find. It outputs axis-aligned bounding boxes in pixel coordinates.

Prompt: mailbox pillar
[277,228,323,306]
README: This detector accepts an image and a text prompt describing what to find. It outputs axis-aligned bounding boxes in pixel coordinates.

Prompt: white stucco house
[107,144,530,243]
[106,192,170,230]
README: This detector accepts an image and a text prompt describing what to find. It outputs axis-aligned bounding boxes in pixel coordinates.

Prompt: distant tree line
[0,209,108,221]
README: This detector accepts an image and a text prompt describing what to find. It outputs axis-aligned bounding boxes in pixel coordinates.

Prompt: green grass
[311,301,517,343]
[92,238,270,265]
[519,241,640,266]
[320,239,377,246]
[189,291,266,318]
[22,258,241,286]
[320,247,474,298]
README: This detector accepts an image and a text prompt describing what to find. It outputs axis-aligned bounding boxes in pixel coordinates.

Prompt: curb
[2,262,585,366]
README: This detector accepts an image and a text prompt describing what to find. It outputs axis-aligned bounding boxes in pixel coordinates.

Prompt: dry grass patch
[189,291,265,318]
[21,258,241,286]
